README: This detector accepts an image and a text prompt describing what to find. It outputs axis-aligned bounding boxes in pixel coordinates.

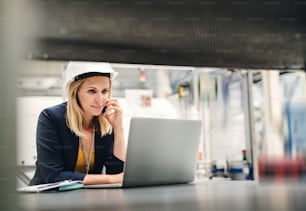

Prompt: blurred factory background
[16,60,306,185]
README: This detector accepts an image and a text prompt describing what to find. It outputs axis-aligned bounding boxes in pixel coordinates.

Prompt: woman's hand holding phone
[103,99,123,127]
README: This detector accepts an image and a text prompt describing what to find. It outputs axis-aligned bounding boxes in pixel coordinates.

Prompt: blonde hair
[66,78,113,138]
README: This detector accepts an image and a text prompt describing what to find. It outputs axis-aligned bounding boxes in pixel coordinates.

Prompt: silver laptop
[84,117,202,188]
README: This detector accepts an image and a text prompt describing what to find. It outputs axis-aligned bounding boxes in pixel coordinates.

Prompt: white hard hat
[65,61,118,87]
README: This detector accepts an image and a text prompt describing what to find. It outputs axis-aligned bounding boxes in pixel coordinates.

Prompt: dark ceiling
[25,0,306,70]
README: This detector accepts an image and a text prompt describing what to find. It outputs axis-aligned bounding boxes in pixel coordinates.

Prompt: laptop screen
[122,117,202,187]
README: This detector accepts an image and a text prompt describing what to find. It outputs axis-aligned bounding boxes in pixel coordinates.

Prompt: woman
[30,62,126,185]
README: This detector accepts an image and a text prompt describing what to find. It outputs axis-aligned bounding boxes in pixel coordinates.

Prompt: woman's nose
[96,93,106,103]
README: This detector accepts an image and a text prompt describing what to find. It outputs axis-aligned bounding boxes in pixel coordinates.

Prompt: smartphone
[102,106,115,116]
[102,106,107,116]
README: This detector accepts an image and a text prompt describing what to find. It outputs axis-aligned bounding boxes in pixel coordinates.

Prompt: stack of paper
[17,180,84,193]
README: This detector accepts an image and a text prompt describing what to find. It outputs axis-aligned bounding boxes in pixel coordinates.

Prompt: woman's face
[77,76,110,119]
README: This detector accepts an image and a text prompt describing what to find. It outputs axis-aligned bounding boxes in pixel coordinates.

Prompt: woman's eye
[87,89,96,94]
[102,89,109,94]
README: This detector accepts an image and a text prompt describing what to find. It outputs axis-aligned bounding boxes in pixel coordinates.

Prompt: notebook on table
[84,117,202,189]
[18,180,84,193]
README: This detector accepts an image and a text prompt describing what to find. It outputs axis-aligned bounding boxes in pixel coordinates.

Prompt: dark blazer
[30,102,124,185]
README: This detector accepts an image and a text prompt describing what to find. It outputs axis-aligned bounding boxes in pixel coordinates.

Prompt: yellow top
[74,149,95,173]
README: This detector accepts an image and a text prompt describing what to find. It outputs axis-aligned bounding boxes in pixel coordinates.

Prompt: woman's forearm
[113,124,126,161]
[83,173,123,185]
